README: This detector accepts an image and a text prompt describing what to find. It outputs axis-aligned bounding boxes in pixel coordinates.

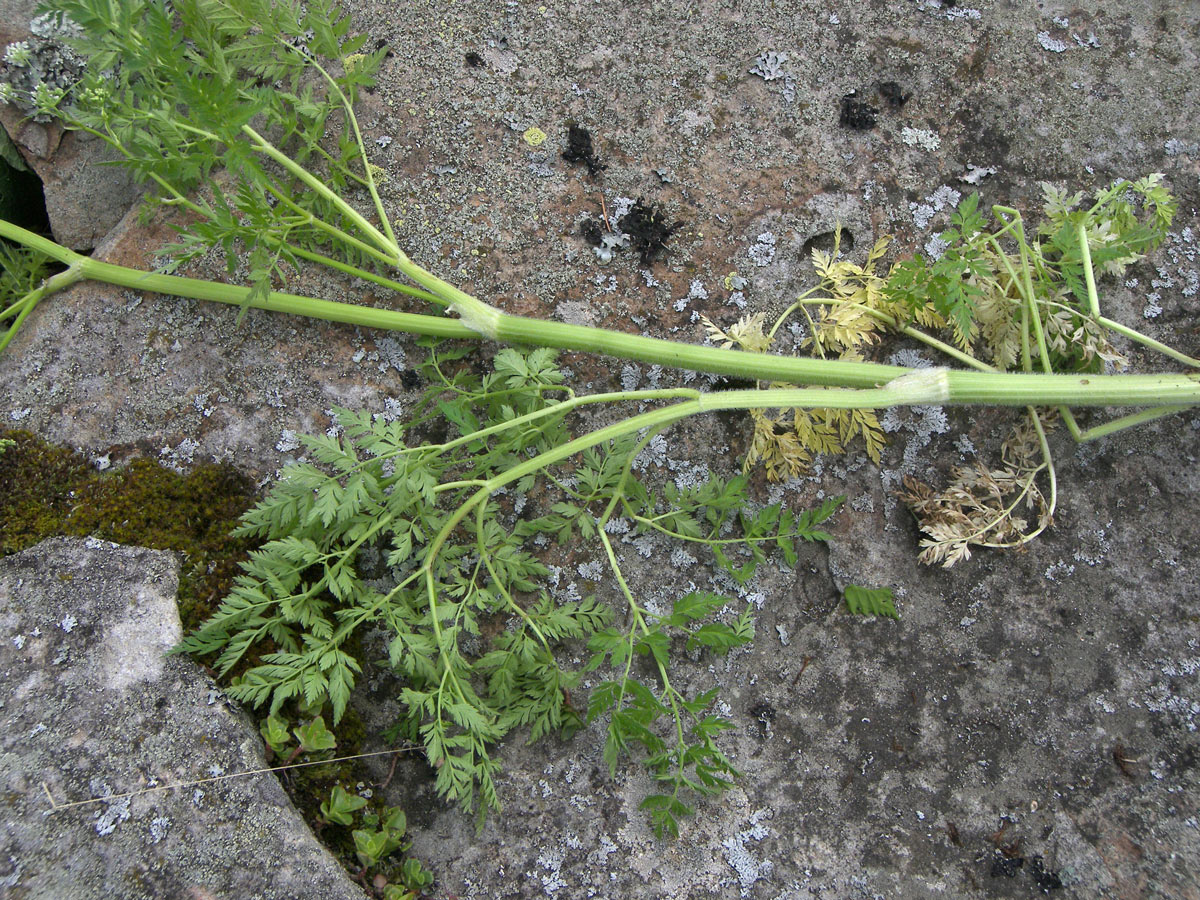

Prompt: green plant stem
[417,373,1077,586]
[303,52,398,251]
[284,243,446,307]
[3,220,1198,407]
[781,297,997,372]
[1062,405,1195,442]
[989,217,1055,375]
[0,219,472,341]
[211,0,399,253]
[1048,225,1200,443]
[243,125,400,262]
[0,263,86,353]
[1076,223,1200,368]
[257,179,402,269]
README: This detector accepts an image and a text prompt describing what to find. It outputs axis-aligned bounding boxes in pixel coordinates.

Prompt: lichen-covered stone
[0,0,137,249]
[0,537,368,900]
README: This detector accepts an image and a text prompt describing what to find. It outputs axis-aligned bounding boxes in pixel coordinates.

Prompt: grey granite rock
[0,537,368,900]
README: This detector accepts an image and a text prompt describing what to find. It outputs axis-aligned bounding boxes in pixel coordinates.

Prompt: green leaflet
[844,584,899,619]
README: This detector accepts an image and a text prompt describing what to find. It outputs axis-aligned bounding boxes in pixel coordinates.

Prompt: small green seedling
[320,784,368,827]
[258,713,336,765]
[254,716,430,889]
[352,806,408,868]
[384,857,435,900]
[294,716,338,754]
[259,714,291,757]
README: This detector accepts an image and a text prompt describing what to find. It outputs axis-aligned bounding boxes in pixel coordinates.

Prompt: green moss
[0,429,258,631]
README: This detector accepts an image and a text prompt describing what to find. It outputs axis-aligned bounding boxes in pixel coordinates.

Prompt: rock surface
[0,0,138,249]
[1,1,1199,899]
[0,537,368,900]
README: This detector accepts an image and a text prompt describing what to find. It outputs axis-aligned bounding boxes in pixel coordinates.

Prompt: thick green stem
[0,263,86,353]
[3,220,1198,408]
[0,219,472,341]
[418,369,1138,579]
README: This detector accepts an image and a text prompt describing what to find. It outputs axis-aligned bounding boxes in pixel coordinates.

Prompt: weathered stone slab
[0,537,368,900]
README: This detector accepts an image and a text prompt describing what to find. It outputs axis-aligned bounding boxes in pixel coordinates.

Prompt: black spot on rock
[990,854,1024,878]
[839,91,878,130]
[878,80,911,108]
[578,218,605,247]
[617,199,680,266]
[1029,857,1064,892]
[748,700,777,739]
[803,229,853,259]
[562,123,605,175]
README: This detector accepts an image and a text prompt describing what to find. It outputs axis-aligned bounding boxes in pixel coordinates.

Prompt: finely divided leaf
[844,584,899,618]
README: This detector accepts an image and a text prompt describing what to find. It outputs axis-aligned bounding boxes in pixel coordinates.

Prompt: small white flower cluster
[0,17,86,119]
[31,80,66,112]
[4,42,32,67]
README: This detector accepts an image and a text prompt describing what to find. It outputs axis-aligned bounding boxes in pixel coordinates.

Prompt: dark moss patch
[562,123,605,176]
[617,198,681,266]
[0,429,257,631]
[839,91,878,130]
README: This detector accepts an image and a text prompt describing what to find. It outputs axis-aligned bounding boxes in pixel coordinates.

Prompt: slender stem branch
[792,297,996,372]
[1096,316,1200,368]
[1063,405,1195,442]
[258,176,401,270]
[303,53,398,251]
[242,125,400,262]
[284,243,446,307]
[597,530,653,641]
[1077,223,1200,368]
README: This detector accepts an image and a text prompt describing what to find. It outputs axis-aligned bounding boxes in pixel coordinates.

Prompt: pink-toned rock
[0,0,138,249]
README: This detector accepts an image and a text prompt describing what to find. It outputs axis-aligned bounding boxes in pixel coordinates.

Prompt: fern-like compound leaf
[844,585,899,618]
